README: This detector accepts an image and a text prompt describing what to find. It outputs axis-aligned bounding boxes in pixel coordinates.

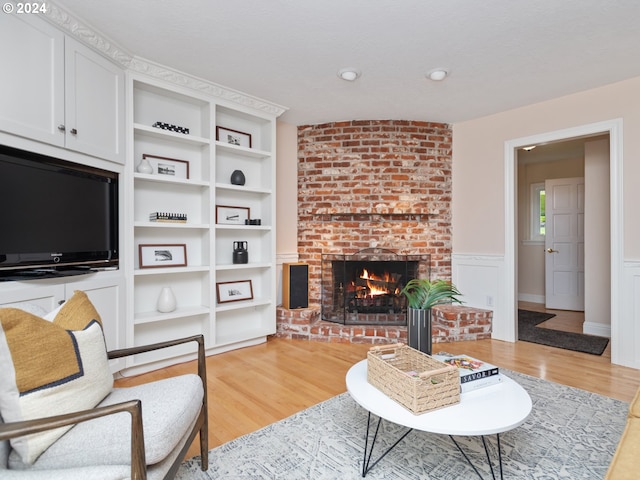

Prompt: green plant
[400,278,463,310]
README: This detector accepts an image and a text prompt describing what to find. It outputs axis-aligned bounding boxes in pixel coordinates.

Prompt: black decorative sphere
[230,169,246,185]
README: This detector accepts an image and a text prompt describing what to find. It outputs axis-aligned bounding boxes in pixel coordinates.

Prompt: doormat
[518,309,609,355]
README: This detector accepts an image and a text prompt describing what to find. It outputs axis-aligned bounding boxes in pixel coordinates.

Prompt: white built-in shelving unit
[127,75,280,371]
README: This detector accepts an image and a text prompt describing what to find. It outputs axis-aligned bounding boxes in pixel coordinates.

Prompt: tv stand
[0,266,97,282]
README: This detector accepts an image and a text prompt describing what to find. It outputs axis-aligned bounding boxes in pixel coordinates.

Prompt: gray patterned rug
[177,370,627,479]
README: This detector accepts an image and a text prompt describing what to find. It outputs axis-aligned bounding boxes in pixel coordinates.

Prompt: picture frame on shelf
[216,280,254,304]
[142,154,190,179]
[216,126,252,148]
[216,205,250,225]
[139,244,187,269]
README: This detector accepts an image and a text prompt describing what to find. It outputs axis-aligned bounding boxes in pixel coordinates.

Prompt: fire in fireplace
[321,249,430,325]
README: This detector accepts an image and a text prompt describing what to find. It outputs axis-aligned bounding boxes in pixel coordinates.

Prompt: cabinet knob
[70,128,78,135]
[57,124,66,132]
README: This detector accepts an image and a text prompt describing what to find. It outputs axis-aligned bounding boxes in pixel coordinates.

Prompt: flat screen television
[0,145,119,278]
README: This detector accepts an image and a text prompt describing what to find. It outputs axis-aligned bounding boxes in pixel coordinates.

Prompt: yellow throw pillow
[0,291,113,464]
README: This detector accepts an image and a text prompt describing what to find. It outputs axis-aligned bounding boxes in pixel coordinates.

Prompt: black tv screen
[0,145,119,274]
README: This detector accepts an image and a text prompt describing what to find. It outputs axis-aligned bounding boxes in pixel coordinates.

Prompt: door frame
[504,118,623,361]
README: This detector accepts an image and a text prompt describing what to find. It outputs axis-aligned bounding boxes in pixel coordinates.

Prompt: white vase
[157,287,177,313]
[137,157,153,174]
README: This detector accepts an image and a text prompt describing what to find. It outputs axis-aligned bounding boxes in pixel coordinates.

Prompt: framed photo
[216,205,250,225]
[139,244,187,268]
[216,280,254,303]
[216,126,252,148]
[142,154,190,179]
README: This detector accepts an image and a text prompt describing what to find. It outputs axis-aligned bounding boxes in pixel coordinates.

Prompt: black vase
[406,308,432,354]
[230,169,246,185]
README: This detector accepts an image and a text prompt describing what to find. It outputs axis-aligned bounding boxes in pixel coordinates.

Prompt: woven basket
[367,343,460,414]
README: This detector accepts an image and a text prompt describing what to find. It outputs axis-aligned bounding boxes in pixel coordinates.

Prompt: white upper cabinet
[0,14,64,146]
[0,14,125,164]
[64,37,125,163]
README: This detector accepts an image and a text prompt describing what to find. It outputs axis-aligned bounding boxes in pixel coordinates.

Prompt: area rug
[177,370,626,479]
[518,309,610,355]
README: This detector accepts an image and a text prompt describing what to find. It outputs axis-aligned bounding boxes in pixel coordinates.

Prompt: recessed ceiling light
[426,69,449,81]
[337,68,361,81]
[522,145,537,151]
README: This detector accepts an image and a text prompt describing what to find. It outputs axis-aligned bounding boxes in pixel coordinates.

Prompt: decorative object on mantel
[152,121,189,135]
[216,126,252,148]
[156,286,177,313]
[149,212,187,223]
[245,218,262,225]
[400,278,463,355]
[136,156,153,174]
[233,241,248,264]
[142,154,190,179]
[230,169,246,185]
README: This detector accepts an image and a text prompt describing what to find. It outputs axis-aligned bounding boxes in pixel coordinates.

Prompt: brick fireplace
[276,120,492,344]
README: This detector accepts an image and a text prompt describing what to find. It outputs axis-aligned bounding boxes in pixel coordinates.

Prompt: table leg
[449,434,503,480]
[361,412,413,477]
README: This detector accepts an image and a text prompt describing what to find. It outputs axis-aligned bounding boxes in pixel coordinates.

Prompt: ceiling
[54,0,640,126]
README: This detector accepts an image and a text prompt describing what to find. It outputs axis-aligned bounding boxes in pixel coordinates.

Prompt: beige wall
[584,138,611,329]
[275,121,298,256]
[452,75,640,258]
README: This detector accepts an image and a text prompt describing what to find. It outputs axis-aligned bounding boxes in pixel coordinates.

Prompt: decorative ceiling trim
[44,1,287,118]
[128,57,288,117]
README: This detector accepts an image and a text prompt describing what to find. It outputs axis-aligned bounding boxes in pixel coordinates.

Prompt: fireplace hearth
[321,249,430,325]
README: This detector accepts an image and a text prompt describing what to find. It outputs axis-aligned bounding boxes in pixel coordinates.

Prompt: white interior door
[545,177,585,310]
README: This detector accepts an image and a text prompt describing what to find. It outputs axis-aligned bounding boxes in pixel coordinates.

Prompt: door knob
[546,248,557,253]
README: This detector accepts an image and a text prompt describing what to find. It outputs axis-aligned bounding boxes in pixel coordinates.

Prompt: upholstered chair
[0,291,208,479]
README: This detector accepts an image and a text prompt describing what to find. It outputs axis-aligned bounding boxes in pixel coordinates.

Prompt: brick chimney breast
[297,120,453,305]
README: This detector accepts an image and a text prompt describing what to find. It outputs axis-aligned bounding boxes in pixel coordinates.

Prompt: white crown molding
[128,57,287,117]
[44,2,134,69]
[44,1,287,118]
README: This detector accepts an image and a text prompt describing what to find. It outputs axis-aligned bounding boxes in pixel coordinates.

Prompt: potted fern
[401,278,463,354]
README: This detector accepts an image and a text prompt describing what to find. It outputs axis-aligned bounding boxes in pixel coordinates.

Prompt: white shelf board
[134,123,210,146]
[134,265,210,276]
[215,297,271,313]
[134,172,209,188]
[215,183,271,195]
[134,221,210,229]
[215,262,271,271]
[134,305,210,325]
[215,141,270,159]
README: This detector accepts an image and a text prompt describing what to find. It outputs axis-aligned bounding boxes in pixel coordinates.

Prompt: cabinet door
[64,37,125,164]
[0,14,64,146]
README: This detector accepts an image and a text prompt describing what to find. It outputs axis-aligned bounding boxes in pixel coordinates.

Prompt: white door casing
[544,177,585,310]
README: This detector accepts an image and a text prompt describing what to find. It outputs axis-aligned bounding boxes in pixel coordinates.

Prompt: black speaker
[283,263,309,309]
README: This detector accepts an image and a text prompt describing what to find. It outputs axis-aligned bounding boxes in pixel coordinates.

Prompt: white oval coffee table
[346,359,532,478]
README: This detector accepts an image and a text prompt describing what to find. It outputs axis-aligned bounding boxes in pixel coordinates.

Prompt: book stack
[433,354,502,393]
[149,212,187,223]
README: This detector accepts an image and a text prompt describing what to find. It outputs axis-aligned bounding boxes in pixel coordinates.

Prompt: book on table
[433,354,502,393]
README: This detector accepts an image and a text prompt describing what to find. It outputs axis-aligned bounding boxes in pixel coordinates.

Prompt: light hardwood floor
[115,305,640,459]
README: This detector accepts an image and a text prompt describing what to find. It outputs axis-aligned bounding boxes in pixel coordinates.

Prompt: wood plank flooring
[115,304,640,459]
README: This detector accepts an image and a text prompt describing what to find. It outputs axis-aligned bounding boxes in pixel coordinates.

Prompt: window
[530,182,545,241]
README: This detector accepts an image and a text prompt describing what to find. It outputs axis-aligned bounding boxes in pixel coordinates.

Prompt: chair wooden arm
[0,400,147,480]
[107,334,207,390]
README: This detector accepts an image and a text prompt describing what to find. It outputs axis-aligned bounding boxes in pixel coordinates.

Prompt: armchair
[0,295,208,480]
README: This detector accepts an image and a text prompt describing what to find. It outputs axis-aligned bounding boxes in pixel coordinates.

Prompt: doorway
[504,119,623,363]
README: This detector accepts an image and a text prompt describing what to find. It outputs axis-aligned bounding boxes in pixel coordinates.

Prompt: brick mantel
[297,120,453,305]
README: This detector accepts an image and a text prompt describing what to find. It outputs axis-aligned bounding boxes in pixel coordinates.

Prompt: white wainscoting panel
[617,262,640,368]
[451,254,512,342]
